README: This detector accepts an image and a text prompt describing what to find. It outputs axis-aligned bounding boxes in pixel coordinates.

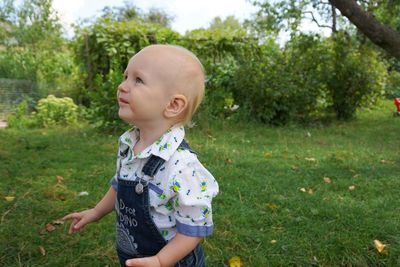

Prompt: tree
[144,8,174,28]
[100,2,140,22]
[329,0,400,59]
[252,0,400,58]
[99,2,173,27]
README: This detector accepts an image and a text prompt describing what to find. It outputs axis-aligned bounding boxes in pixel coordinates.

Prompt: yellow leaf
[266,203,278,210]
[228,256,243,267]
[374,239,386,253]
[225,158,233,164]
[45,223,56,232]
[300,188,307,193]
[323,177,332,184]
[52,219,64,225]
[4,196,15,202]
[291,165,299,171]
[349,185,356,191]
[380,159,395,164]
[56,175,64,184]
[39,246,46,256]
[264,152,272,158]
[270,240,277,244]
[305,157,316,162]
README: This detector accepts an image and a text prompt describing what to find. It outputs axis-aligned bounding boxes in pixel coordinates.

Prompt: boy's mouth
[118,98,129,105]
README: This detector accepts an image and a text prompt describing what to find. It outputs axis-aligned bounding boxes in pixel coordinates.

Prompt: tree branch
[303,11,333,29]
[329,0,400,58]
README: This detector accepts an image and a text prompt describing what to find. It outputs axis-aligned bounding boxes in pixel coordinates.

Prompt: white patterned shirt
[110,125,219,241]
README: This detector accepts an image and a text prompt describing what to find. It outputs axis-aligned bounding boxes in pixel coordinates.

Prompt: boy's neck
[134,120,177,155]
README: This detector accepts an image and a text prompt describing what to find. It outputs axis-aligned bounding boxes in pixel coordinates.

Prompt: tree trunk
[329,0,400,59]
[331,3,337,34]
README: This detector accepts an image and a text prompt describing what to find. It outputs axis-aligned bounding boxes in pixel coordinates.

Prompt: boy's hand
[125,256,162,267]
[62,208,101,234]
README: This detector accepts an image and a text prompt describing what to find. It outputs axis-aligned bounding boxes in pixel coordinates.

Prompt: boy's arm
[94,186,117,217]
[63,186,116,234]
[125,233,201,267]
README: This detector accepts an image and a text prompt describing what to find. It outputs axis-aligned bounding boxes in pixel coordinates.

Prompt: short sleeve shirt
[110,125,219,241]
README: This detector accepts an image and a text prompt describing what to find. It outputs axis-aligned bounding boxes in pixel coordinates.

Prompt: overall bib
[115,140,206,267]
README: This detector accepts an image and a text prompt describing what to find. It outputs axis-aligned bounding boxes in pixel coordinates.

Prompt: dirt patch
[0,120,7,129]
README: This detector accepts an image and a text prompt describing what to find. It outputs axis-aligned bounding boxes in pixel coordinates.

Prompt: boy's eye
[123,74,128,80]
[135,77,143,84]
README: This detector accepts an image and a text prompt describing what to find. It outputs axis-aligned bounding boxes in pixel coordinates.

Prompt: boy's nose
[118,82,129,93]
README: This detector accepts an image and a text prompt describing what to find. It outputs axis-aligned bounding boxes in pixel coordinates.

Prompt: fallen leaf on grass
[40,223,54,234]
[266,203,278,210]
[323,177,332,184]
[270,240,277,244]
[291,165,299,171]
[78,191,89,196]
[39,246,46,256]
[299,188,314,194]
[348,185,356,191]
[52,219,64,225]
[4,196,15,202]
[207,134,216,141]
[380,159,395,164]
[228,256,243,267]
[45,223,56,232]
[305,157,316,162]
[264,152,272,158]
[56,175,64,184]
[225,158,233,164]
[374,239,386,253]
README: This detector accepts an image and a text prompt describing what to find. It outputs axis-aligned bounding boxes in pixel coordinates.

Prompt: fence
[0,78,38,119]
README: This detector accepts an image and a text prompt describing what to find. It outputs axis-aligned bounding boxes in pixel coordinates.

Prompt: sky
[52,0,259,36]
[51,0,330,41]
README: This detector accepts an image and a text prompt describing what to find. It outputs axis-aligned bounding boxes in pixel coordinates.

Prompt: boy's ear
[164,94,188,119]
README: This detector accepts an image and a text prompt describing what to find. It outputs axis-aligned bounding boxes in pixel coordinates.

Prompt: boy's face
[117,47,172,125]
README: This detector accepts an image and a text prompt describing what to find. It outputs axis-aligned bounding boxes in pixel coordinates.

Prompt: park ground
[0,99,399,266]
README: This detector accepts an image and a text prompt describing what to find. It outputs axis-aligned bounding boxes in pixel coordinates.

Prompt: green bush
[327,33,387,120]
[87,65,126,131]
[33,95,79,127]
[7,100,36,129]
[385,70,400,98]
[74,19,389,127]
[282,34,333,122]
[231,35,332,125]
[231,43,290,124]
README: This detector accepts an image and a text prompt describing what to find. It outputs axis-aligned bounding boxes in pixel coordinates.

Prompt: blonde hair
[170,45,205,126]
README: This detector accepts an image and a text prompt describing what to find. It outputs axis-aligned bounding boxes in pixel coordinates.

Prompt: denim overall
[115,139,206,267]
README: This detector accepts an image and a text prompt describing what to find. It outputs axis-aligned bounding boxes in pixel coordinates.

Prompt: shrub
[7,100,36,129]
[33,95,79,127]
[385,70,400,98]
[231,36,331,125]
[326,33,387,120]
[87,66,125,132]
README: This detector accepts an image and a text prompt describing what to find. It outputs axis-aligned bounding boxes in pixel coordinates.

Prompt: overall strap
[142,139,196,177]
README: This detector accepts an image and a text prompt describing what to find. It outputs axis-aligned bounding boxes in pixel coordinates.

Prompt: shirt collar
[119,125,185,161]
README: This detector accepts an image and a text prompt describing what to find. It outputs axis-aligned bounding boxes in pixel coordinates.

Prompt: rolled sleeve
[109,174,118,190]
[176,219,214,236]
[171,157,219,237]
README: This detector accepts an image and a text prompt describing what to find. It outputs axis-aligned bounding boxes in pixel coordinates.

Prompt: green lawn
[1,99,399,266]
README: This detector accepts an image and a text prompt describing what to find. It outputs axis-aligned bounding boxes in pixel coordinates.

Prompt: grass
[0,99,399,266]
